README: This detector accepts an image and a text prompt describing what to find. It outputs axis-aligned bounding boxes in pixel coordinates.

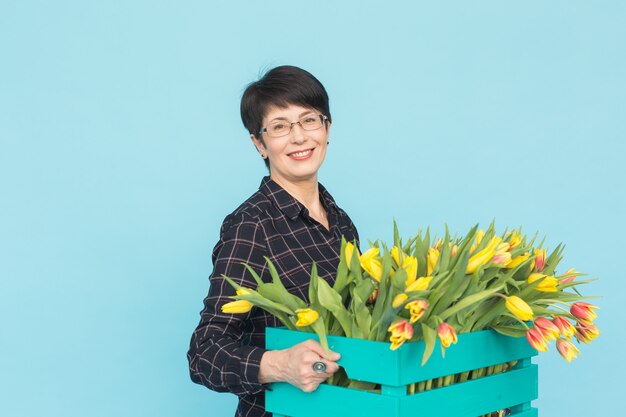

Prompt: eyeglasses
[259,114,328,138]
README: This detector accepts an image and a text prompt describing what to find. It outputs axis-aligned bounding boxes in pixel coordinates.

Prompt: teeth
[290,149,312,157]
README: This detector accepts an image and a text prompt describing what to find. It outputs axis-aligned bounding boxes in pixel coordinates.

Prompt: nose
[290,122,306,143]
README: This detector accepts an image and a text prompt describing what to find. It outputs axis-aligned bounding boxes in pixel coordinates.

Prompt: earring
[261,153,267,159]
[327,141,330,145]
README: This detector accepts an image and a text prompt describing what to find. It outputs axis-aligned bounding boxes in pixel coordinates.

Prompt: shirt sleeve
[187,214,270,396]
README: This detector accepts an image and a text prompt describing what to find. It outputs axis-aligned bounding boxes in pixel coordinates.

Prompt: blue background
[1,1,624,416]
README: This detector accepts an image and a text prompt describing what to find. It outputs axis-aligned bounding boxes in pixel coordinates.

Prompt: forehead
[263,104,317,123]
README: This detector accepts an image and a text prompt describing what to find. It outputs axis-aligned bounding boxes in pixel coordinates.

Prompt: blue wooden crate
[266,328,538,417]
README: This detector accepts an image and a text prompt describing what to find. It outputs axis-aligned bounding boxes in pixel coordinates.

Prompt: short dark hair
[240,65,332,170]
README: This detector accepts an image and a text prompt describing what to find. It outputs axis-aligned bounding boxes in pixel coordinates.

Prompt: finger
[305,340,341,362]
[324,361,340,375]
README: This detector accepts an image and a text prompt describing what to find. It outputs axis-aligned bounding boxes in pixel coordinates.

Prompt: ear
[250,134,266,154]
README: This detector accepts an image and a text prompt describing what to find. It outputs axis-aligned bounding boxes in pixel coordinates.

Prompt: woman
[187,65,360,417]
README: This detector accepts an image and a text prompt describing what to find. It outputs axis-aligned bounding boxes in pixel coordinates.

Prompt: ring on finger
[312,361,327,373]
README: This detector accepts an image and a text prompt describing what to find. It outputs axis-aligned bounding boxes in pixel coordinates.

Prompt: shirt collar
[259,176,338,221]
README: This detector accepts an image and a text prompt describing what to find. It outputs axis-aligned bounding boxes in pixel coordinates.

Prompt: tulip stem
[425,378,433,391]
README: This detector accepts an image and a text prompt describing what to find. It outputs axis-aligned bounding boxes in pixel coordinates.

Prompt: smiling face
[251,104,330,185]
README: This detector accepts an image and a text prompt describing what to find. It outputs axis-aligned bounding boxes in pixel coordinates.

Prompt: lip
[287,148,315,161]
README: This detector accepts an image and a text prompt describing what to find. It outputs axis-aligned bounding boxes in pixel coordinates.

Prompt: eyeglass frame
[258,114,329,138]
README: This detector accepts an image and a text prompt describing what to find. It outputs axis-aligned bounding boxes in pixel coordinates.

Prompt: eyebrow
[268,111,316,123]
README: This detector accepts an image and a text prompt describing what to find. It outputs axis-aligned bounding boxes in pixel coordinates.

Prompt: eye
[302,116,318,124]
[270,123,287,131]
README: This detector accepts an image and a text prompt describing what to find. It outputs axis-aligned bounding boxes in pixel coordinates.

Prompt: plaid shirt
[188,176,360,417]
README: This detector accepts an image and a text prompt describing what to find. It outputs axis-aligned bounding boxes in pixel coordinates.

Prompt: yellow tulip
[236,287,254,296]
[506,253,530,269]
[535,276,559,292]
[295,308,319,327]
[406,276,432,292]
[392,293,408,308]
[505,295,534,321]
[403,256,418,286]
[221,299,254,314]
[344,242,356,270]
[527,273,558,292]
[508,232,522,249]
[470,229,485,253]
[360,247,383,281]
[427,248,439,275]
[360,247,380,260]
[466,236,501,274]
[527,273,547,284]
[496,242,510,253]
[391,246,402,266]
[361,257,383,282]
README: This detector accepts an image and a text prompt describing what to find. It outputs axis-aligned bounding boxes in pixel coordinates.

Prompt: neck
[270,174,321,211]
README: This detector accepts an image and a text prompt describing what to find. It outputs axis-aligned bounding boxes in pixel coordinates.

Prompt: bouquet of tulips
[221,222,600,395]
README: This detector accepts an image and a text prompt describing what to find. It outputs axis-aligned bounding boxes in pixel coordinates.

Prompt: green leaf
[241,263,265,287]
[263,256,288,290]
[421,324,437,366]
[309,263,319,307]
[492,325,527,338]
[439,286,503,321]
[317,277,354,337]
[258,282,307,311]
[333,237,352,295]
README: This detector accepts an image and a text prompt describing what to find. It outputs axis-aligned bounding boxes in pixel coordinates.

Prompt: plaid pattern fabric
[188,176,360,417]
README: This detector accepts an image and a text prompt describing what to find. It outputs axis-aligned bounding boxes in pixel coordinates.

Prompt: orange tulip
[388,320,414,350]
[552,316,576,339]
[405,299,429,323]
[556,338,580,363]
[437,322,458,348]
[533,317,560,341]
[570,302,599,323]
[575,321,600,343]
[533,249,547,272]
[492,252,512,267]
[526,327,549,352]
[560,268,578,284]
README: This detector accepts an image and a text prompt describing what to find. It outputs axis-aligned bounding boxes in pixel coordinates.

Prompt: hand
[259,339,341,393]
